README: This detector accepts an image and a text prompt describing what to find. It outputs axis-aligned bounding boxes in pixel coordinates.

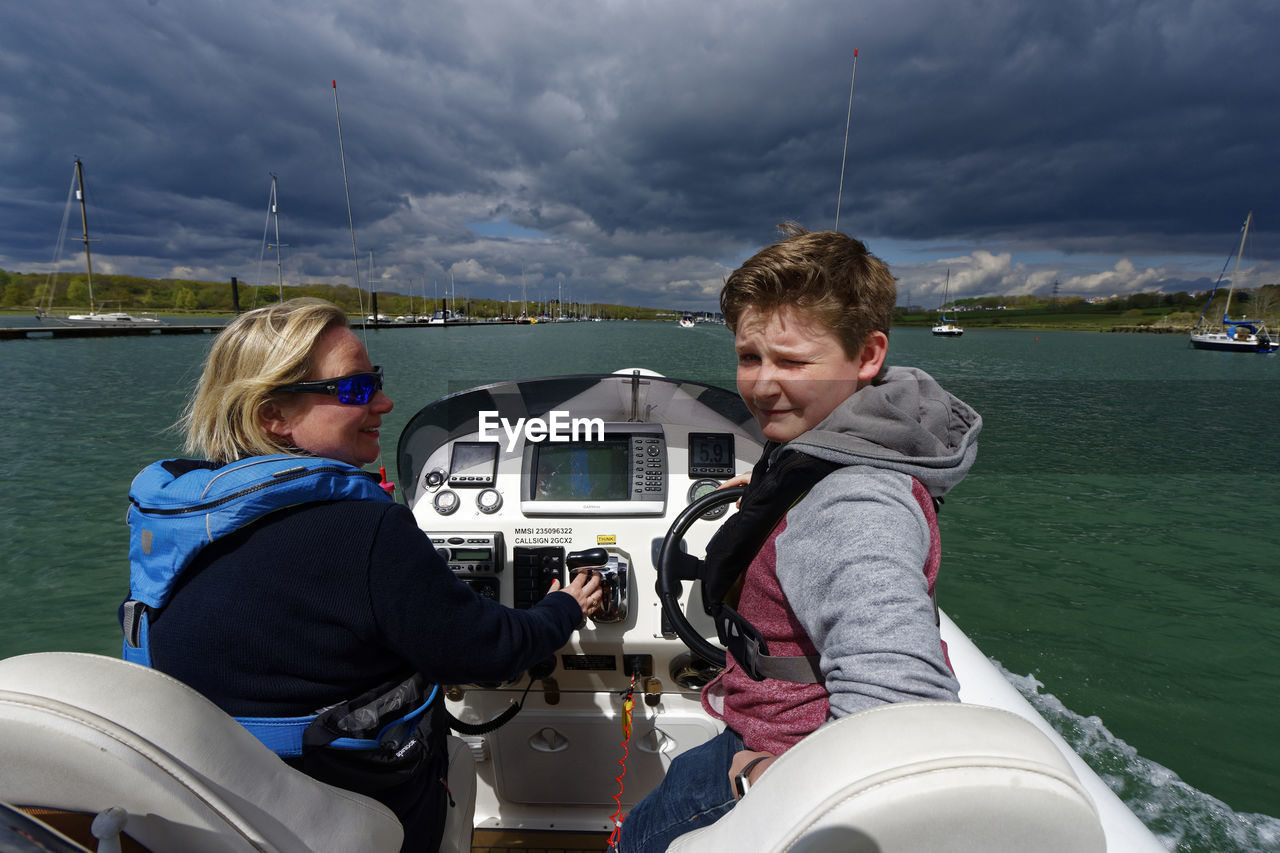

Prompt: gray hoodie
[704,365,981,743]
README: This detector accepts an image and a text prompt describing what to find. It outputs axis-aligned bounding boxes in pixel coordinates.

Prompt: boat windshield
[396,372,759,504]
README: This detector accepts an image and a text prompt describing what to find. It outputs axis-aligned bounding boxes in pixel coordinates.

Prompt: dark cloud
[3,0,1279,310]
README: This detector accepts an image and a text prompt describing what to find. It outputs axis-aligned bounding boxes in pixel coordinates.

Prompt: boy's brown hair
[720,223,897,359]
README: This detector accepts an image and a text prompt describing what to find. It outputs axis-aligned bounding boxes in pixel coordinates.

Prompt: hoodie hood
[782,365,981,497]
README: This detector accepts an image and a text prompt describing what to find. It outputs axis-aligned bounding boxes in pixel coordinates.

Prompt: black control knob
[566,548,609,570]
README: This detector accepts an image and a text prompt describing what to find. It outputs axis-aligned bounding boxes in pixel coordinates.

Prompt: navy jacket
[148,497,580,849]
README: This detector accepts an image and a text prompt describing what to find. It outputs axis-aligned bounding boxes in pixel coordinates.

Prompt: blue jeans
[615,727,744,853]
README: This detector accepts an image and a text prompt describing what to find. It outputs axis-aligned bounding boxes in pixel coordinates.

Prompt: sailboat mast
[834,49,858,234]
[269,173,284,301]
[1221,211,1252,322]
[74,157,95,314]
[332,80,366,326]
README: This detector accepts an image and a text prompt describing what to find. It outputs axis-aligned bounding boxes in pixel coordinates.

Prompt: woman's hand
[549,570,603,619]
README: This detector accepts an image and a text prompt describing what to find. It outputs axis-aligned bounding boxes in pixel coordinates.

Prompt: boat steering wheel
[655,485,746,669]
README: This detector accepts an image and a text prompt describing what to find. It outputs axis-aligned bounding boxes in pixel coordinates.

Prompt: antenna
[331,79,393,493]
[834,49,858,234]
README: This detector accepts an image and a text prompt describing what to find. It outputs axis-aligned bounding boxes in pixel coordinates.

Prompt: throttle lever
[566,548,609,570]
[566,547,629,623]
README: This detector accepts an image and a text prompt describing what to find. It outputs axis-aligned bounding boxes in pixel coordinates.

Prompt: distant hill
[0,269,671,321]
[4,268,1276,331]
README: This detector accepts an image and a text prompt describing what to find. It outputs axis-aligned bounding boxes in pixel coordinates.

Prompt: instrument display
[687,433,736,478]
[449,441,498,487]
[520,423,667,516]
[532,439,631,501]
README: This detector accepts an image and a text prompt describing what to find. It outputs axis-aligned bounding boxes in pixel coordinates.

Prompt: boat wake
[997,663,1280,853]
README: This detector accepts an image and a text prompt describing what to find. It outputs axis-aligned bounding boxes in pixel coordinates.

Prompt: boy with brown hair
[617,225,981,852]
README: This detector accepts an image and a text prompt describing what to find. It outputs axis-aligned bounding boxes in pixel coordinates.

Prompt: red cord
[607,674,638,848]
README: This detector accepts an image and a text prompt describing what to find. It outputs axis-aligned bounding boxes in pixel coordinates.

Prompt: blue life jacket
[121,454,435,759]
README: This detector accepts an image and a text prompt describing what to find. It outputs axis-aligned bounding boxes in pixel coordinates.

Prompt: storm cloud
[3,0,1278,310]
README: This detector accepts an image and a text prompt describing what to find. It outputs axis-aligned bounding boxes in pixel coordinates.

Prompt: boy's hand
[729,749,777,799]
[718,472,752,508]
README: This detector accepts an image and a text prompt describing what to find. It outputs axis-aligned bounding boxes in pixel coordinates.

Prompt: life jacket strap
[235,714,317,757]
[713,602,823,684]
[120,601,152,667]
[238,683,440,758]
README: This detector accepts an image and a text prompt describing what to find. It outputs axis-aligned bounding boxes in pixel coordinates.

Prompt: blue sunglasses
[277,366,383,405]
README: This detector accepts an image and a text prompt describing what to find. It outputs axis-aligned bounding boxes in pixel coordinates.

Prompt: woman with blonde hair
[122,298,600,852]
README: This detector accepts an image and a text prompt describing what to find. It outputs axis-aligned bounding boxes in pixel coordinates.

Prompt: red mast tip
[332,80,337,88]
[854,48,859,57]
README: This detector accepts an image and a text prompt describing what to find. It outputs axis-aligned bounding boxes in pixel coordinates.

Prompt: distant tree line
[0,269,671,321]
[898,284,1279,321]
[6,267,1277,324]
[947,287,1279,314]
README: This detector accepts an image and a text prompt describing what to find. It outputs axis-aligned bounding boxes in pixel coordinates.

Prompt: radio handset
[567,547,629,623]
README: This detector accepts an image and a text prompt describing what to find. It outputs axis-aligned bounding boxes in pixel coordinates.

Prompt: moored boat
[65,311,162,324]
[1190,212,1277,353]
[44,158,163,326]
[931,269,964,337]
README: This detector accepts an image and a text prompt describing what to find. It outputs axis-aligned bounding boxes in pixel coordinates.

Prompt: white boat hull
[1190,330,1276,353]
[67,312,161,324]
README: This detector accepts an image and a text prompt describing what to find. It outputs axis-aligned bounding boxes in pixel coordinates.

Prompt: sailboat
[931,269,964,337]
[1190,212,1276,353]
[63,158,160,325]
[515,267,536,324]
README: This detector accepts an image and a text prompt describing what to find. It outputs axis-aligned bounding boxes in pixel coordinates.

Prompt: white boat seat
[667,701,1106,853]
[0,652,475,853]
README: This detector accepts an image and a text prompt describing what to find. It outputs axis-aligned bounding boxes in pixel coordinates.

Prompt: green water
[2,321,1278,851]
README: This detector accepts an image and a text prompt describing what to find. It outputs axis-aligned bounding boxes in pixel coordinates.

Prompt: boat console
[397,370,763,830]
[393,369,1165,850]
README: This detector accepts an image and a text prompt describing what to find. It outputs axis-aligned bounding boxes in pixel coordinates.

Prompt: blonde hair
[720,223,896,360]
[181,298,350,463]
